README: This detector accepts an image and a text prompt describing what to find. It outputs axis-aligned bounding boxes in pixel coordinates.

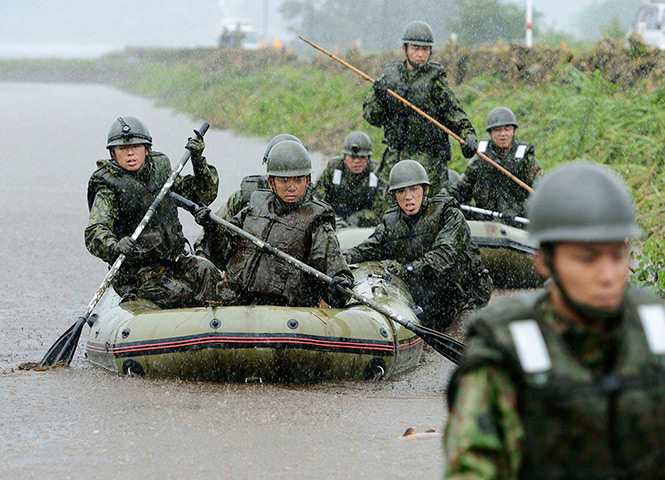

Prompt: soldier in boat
[343,160,492,331]
[85,116,222,308]
[195,140,354,308]
[314,131,385,227]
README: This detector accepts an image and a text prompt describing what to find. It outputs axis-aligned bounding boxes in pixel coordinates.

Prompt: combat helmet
[263,134,302,164]
[107,116,153,149]
[528,162,641,244]
[342,131,372,157]
[388,159,430,192]
[486,107,518,132]
[266,140,312,177]
[401,21,434,47]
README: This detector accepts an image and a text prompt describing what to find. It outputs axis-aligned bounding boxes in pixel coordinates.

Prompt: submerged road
[0,83,454,479]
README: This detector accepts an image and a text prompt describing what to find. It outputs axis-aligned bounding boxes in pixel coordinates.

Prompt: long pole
[299,36,533,194]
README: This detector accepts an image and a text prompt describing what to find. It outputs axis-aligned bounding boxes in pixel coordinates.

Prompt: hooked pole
[299,36,533,194]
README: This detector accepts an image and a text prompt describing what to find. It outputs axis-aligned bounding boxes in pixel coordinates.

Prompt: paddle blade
[39,316,87,367]
[410,324,465,365]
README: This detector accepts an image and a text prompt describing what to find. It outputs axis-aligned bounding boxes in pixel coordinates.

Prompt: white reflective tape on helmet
[332,169,342,185]
[508,320,552,374]
[638,304,665,354]
[478,140,489,153]
[369,172,378,188]
[515,145,527,159]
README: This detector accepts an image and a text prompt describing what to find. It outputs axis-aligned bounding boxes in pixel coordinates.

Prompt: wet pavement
[0,83,456,479]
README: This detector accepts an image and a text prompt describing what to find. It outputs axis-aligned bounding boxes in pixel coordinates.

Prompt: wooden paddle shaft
[298,36,533,194]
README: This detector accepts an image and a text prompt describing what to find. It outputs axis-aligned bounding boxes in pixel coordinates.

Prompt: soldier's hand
[461,135,478,159]
[381,260,411,277]
[329,275,353,292]
[373,78,390,104]
[194,204,213,228]
[114,236,137,260]
[186,136,205,160]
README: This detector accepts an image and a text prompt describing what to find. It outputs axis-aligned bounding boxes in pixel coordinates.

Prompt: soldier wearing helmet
[314,131,385,227]
[85,116,222,308]
[447,106,543,227]
[195,140,353,308]
[343,160,492,330]
[445,162,665,479]
[364,21,479,205]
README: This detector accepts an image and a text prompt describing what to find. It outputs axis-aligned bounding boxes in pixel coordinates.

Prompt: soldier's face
[269,175,310,203]
[404,44,431,69]
[344,154,370,175]
[535,242,630,320]
[114,144,147,172]
[490,126,515,149]
[395,185,426,215]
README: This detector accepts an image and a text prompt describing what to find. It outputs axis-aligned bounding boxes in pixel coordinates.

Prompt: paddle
[171,192,466,365]
[299,36,533,194]
[39,122,210,367]
[460,204,530,226]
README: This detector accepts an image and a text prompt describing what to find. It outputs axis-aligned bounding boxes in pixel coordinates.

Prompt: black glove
[461,135,478,159]
[329,275,353,292]
[186,136,206,169]
[113,236,137,260]
[373,78,390,104]
[381,260,413,277]
[194,204,213,228]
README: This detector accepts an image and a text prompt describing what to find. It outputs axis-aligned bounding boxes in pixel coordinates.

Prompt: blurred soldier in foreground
[85,116,222,308]
[363,21,478,201]
[195,140,353,308]
[343,160,492,330]
[445,162,665,479]
[447,107,542,227]
[314,131,385,227]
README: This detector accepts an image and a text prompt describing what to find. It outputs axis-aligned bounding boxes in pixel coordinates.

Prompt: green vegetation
[1,39,663,292]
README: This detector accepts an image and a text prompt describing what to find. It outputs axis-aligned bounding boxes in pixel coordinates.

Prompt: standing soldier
[445,162,665,478]
[314,131,385,227]
[447,107,543,226]
[343,160,492,331]
[363,21,478,199]
[195,140,353,308]
[85,116,223,308]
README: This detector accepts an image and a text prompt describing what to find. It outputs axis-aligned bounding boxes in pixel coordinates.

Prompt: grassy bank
[2,41,663,290]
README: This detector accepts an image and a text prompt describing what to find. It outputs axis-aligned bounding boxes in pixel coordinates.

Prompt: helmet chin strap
[404,44,427,70]
[543,247,624,323]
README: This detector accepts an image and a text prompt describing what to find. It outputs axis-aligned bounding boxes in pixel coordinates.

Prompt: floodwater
[0,83,456,479]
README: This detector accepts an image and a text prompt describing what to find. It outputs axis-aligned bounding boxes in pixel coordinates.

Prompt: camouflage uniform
[448,139,542,224]
[198,189,353,308]
[314,156,384,227]
[445,287,665,479]
[85,151,222,308]
[363,60,476,197]
[343,195,492,330]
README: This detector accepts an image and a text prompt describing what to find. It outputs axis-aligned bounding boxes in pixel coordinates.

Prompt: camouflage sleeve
[362,84,386,128]
[175,161,219,206]
[431,76,476,141]
[310,222,354,307]
[343,222,390,264]
[194,204,245,268]
[444,364,524,480]
[448,157,481,204]
[84,185,119,263]
[523,146,543,187]
[314,167,333,202]
[222,189,246,220]
[409,206,469,276]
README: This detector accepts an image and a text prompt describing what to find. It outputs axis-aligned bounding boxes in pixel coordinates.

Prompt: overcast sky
[0,0,618,58]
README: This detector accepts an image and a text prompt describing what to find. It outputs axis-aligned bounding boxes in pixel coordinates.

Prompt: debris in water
[397,427,443,440]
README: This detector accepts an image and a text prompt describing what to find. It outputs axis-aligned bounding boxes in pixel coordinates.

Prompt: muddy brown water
[0,82,482,479]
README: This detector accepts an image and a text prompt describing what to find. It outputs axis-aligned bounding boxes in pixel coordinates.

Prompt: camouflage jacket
[448,139,542,219]
[344,195,491,326]
[445,287,665,480]
[200,190,353,308]
[363,61,475,157]
[85,152,219,267]
[314,156,384,226]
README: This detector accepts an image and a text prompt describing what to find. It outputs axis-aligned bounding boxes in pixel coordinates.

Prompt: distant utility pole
[526,0,533,47]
